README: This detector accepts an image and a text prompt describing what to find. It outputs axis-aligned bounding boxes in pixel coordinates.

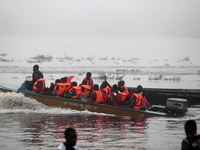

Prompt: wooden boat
[0,76,189,118]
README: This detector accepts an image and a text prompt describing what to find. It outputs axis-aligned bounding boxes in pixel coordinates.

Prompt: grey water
[0,36,200,150]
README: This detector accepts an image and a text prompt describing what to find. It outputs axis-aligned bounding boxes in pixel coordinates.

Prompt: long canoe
[0,76,169,118]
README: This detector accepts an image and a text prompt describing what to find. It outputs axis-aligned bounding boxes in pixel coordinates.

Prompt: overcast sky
[0,0,200,38]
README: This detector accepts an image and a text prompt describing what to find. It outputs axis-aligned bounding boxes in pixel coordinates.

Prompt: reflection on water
[1,112,200,150]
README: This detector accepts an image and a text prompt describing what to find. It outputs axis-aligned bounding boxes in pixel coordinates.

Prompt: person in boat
[52,78,70,97]
[140,89,151,110]
[49,79,60,93]
[57,127,80,150]
[32,64,44,83]
[63,81,81,99]
[83,72,93,88]
[80,80,91,92]
[86,84,103,103]
[110,84,123,106]
[118,80,129,101]
[100,80,111,104]
[181,120,200,150]
[32,73,46,94]
[25,64,44,90]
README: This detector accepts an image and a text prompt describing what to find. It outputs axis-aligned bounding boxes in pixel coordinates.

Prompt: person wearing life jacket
[53,82,70,97]
[63,82,81,99]
[80,80,91,93]
[130,93,142,110]
[86,84,103,103]
[83,72,93,88]
[110,84,123,106]
[32,73,46,94]
[118,80,129,100]
[100,81,111,104]
[181,120,200,150]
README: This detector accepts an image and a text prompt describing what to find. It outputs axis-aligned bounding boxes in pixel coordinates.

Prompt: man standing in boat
[181,120,200,150]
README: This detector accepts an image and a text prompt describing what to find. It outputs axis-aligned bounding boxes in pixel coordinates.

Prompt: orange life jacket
[69,86,81,99]
[120,85,129,96]
[66,77,73,83]
[130,93,142,110]
[84,77,94,86]
[53,83,70,97]
[121,92,127,102]
[81,84,91,92]
[101,86,111,103]
[32,78,46,94]
[90,90,103,103]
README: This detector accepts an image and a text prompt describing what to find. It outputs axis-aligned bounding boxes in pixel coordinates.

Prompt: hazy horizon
[0,0,200,38]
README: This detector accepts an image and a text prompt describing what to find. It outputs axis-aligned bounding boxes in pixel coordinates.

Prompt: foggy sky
[0,0,200,38]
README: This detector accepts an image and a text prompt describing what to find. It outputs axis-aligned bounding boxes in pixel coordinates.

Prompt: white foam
[0,92,110,116]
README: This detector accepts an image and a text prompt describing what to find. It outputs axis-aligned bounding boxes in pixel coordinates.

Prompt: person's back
[181,120,200,150]
[87,84,103,103]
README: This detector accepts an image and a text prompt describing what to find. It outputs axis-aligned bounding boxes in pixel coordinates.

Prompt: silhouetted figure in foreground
[57,127,80,150]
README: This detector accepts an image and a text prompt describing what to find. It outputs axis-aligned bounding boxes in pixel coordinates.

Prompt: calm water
[0,36,200,149]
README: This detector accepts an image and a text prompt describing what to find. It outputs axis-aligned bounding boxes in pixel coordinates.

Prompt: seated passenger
[129,92,142,110]
[110,84,123,106]
[80,80,91,93]
[118,80,129,101]
[53,78,70,97]
[86,84,103,103]
[32,73,46,94]
[83,72,94,88]
[63,82,81,99]
[140,89,150,110]
[100,81,111,104]
[50,79,60,93]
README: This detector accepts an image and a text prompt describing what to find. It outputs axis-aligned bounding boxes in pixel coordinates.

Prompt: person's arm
[181,139,189,150]
[87,92,97,102]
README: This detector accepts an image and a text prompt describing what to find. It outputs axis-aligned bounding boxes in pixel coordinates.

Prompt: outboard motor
[165,98,188,117]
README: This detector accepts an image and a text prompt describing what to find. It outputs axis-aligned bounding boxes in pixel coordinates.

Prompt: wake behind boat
[0,76,190,118]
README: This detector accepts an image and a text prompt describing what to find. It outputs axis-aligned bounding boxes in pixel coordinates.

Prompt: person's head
[33,64,39,71]
[136,85,142,93]
[34,73,41,81]
[60,78,66,83]
[184,120,197,135]
[100,81,107,90]
[142,89,148,96]
[112,84,118,92]
[55,79,60,84]
[118,80,125,87]
[71,81,77,87]
[93,84,99,91]
[86,72,92,80]
[82,80,87,85]
[64,127,77,147]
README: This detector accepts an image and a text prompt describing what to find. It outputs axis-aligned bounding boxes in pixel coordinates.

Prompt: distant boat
[0,76,189,118]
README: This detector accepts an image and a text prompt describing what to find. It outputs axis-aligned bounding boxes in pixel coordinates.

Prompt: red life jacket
[66,77,73,83]
[130,93,142,110]
[121,92,127,102]
[69,86,81,99]
[101,86,111,103]
[121,85,129,96]
[111,91,122,106]
[32,78,46,94]
[81,85,91,92]
[84,77,93,86]
[90,90,103,103]
[53,83,70,97]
